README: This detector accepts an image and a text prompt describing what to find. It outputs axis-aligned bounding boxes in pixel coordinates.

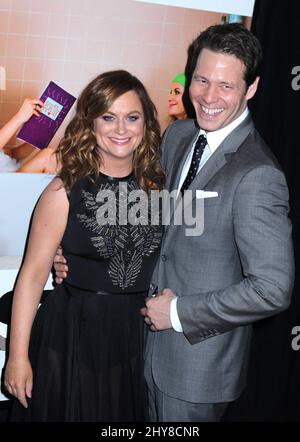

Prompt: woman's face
[94,90,144,172]
[168,81,186,119]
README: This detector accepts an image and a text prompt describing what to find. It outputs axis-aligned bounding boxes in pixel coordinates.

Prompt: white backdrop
[134,0,255,16]
[0,173,53,256]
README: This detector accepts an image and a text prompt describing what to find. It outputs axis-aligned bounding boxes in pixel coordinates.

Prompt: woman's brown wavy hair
[57,70,165,193]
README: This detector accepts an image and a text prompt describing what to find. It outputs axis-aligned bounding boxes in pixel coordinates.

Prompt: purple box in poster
[17,81,76,149]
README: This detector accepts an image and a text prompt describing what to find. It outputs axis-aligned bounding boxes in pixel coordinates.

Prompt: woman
[4,70,164,421]
[168,72,187,121]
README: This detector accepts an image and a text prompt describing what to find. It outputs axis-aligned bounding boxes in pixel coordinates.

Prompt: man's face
[189,48,258,132]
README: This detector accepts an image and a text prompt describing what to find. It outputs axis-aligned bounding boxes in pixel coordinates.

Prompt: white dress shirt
[171,108,249,332]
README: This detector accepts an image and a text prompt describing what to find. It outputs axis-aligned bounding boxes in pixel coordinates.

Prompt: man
[54,24,294,422]
[140,23,294,422]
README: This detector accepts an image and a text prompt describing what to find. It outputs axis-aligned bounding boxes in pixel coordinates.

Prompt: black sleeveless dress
[10,173,162,422]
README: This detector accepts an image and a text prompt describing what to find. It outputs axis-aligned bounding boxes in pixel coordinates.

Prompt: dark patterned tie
[180,134,207,195]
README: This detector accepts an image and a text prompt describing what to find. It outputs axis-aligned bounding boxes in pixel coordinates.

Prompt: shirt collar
[199,107,249,155]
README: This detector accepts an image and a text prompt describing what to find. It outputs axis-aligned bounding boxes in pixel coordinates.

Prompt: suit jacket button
[161,254,167,262]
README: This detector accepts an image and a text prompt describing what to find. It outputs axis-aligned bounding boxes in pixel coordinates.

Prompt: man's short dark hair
[186,23,262,88]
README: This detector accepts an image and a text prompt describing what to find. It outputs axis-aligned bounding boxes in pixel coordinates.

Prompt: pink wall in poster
[0,0,228,142]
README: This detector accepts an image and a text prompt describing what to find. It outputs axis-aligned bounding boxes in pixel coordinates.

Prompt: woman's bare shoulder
[39,176,67,204]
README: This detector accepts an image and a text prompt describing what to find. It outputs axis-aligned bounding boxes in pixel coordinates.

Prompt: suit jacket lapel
[165,115,254,226]
[189,114,254,193]
[168,129,199,193]
[165,127,199,222]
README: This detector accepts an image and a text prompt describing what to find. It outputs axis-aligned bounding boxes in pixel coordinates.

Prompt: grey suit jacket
[144,115,294,403]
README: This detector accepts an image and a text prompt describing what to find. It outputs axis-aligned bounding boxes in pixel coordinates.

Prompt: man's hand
[141,288,176,331]
[53,246,68,284]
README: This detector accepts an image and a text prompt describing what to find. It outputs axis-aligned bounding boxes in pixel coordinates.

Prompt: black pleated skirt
[10,283,148,422]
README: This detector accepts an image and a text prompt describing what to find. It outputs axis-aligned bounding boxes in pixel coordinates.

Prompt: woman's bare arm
[4,177,69,408]
[0,99,44,151]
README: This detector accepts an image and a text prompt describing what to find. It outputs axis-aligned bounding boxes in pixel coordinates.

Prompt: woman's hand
[15,98,44,124]
[4,357,33,408]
